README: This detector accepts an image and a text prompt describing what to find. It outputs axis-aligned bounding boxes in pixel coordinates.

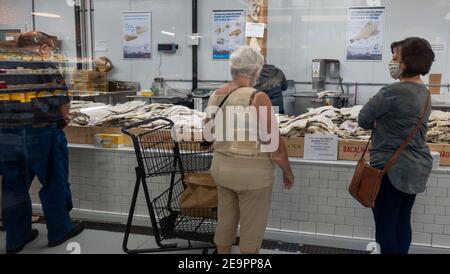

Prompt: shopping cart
[121,117,217,254]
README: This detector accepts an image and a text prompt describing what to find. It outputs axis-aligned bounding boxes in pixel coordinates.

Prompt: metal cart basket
[121,117,216,254]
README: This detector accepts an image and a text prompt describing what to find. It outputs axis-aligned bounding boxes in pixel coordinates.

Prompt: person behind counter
[358,37,435,254]
[254,64,288,114]
[205,46,294,254]
[0,31,84,254]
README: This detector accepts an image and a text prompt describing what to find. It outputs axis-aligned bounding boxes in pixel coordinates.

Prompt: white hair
[230,46,264,80]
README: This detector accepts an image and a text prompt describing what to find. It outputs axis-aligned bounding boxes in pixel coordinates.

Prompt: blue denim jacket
[358,82,433,194]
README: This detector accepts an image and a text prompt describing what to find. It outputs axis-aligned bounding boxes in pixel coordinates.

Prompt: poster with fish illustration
[122,11,152,59]
[346,7,385,61]
[212,10,246,60]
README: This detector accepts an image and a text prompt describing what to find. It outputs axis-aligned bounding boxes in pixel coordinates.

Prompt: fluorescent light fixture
[301,15,346,23]
[31,12,61,18]
[188,34,203,39]
[161,31,175,36]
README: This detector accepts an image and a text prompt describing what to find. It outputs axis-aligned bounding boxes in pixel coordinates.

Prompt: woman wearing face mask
[358,37,435,254]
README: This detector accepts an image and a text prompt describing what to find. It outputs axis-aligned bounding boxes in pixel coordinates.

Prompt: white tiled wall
[29,146,450,249]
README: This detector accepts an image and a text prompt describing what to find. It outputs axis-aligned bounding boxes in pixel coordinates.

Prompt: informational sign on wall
[304,134,339,161]
[212,10,246,60]
[122,11,152,59]
[346,6,385,61]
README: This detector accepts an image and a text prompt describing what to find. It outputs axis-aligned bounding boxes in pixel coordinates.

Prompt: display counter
[28,144,450,250]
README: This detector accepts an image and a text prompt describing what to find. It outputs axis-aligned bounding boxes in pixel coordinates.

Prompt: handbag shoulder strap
[382,90,431,174]
[213,87,257,117]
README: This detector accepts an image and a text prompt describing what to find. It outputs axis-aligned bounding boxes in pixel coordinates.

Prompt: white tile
[298,221,316,233]
[415,196,436,206]
[320,171,338,180]
[413,214,435,224]
[316,223,335,235]
[355,209,372,218]
[338,172,352,182]
[272,210,290,219]
[426,187,448,197]
[308,196,327,205]
[412,223,424,232]
[290,211,308,221]
[80,200,93,210]
[444,226,450,235]
[318,205,336,215]
[86,193,100,201]
[425,205,446,215]
[328,198,346,207]
[267,218,281,230]
[319,188,337,198]
[115,196,130,204]
[299,204,318,213]
[436,197,450,206]
[100,194,115,202]
[335,225,354,237]
[435,215,450,225]
[412,204,425,214]
[337,189,351,199]
[437,178,450,188]
[432,234,450,248]
[271,201,282,210]
[274,193,290,202]
[281,220,299,231]
[328,180,347,190]
[326,215,346,225]
[310,179,329,188]
[291,194,308,204]
[412,232,432,245]
[346,198,363,208]
[337,207,355,217]
[345,216,365,226]
[353,226,373,239]
[424,224,444,234]
[308,213,327,223]
[92,201,108,212]
[427,177,438,187]
[302,187,319,196]
[282,201,300,212]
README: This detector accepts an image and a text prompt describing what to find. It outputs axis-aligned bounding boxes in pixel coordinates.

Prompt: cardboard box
[72,70,107,83]
[73,83,108,92]
[429,74,442,95]
[338,139,371,161]
[282,136,305,158]
[428,143,450,166]
[64,126,90,144]
[94,134,125,149]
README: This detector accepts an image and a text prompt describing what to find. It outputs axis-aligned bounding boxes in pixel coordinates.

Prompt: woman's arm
[358,88,393,130]
[252,92,294,189]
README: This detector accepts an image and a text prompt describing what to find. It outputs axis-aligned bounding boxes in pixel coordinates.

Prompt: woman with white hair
[206,46,294,254]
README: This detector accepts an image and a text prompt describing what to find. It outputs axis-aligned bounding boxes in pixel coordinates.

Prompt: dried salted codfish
[339,105,363,120]
[280,119,308,136]
[430,110,450,121]
[350,22,380,44]
[247,0,261,22]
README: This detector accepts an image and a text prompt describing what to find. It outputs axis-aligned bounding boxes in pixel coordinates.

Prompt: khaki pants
[214,185,272,252]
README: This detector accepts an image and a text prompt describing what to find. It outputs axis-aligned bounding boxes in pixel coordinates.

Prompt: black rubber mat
[31,217,369,254]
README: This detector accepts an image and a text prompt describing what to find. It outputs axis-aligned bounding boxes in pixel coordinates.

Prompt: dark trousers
[0,126,74,250]
[372,175,416,254]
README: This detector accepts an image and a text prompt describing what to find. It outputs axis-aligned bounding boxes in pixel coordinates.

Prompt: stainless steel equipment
[312,59,340,92]
[292,92,354,116]
[292,93,324,115]
[192,88,215,111]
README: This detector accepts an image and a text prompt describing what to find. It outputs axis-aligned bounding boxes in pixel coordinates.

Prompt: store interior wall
[2,0,450,104]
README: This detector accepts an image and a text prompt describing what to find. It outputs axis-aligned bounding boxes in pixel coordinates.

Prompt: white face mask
[389,62,402,80]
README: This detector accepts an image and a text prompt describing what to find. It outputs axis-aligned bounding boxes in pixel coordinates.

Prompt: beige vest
[208,87,275,191]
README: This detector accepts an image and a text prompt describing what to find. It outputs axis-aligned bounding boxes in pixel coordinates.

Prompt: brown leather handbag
[348,92,430,208]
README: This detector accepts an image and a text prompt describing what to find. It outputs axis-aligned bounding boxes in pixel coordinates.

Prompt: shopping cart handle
[121,117,174,136]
